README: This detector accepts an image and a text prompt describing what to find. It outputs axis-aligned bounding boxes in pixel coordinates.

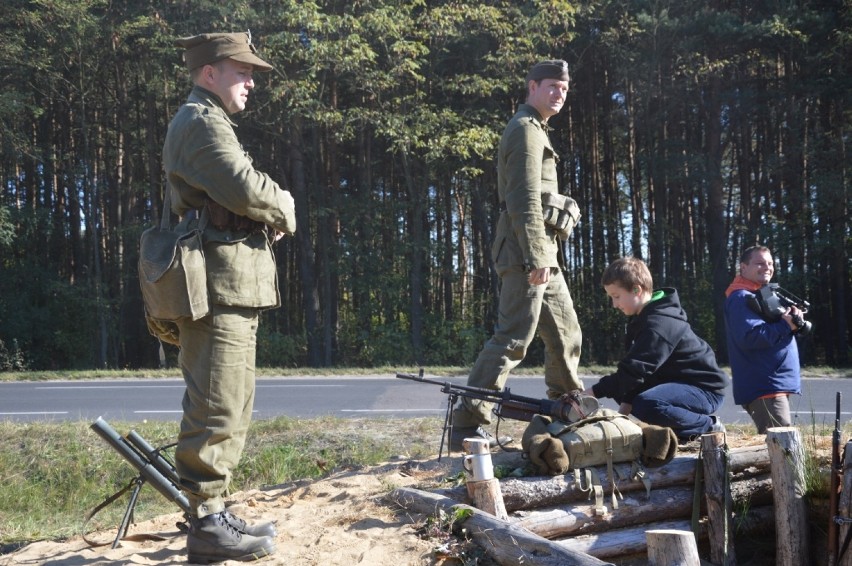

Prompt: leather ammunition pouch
[541,193,580,240]
[207,200,266,233]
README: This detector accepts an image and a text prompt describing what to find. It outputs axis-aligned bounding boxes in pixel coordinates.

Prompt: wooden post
[467,478,509,521]
[463,437,508,520]
[837,440,852,566]
[646,529,700,566]
[766,426,810,566]
[701,431,736,565]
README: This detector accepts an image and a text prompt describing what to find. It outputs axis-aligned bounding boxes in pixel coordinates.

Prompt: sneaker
[187,512,276,563]
[448,425,512,452]
[222,509,277,538]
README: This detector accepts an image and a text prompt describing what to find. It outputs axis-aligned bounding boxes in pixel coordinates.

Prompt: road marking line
[0,411,69,415]
[134,410,259,414]
[340,409,442,413]
[37,385,185,389]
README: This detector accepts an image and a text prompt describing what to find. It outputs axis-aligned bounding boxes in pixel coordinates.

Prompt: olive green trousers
[453,266,583,428]
[175,303,259,518]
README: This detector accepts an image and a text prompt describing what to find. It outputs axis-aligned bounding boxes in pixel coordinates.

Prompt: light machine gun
[396,369,594,459]
[746,283,813,335]
[88,417,190,547]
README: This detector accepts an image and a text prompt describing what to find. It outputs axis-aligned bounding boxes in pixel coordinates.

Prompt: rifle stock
[91,416,190,515]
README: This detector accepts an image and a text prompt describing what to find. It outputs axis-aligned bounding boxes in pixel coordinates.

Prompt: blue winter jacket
[724,289,801,405]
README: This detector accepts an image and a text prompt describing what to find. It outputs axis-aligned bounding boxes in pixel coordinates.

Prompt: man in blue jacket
[724,245,802,433]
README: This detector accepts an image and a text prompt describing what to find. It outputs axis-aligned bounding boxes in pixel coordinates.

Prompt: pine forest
[0,0,849,370]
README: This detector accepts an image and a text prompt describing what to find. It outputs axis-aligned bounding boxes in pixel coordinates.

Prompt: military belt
[206,200,265,233]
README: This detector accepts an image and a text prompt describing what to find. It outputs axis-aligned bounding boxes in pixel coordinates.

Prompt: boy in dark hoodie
[583,257,728,441]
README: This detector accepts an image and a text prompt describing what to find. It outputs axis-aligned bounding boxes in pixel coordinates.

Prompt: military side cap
[175,31,273,72]
[526,59,570,83]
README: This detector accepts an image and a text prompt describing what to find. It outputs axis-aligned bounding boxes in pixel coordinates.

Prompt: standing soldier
[163,32,296,562]
[450,60,584,451]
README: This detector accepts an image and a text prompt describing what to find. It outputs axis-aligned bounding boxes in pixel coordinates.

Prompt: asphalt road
[1,373,851,428]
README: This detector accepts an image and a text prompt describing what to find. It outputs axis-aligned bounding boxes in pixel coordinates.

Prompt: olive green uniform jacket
[453,103,583,429]
[163,86,296,308]
[162,86,296,517]
[492,103,561,272]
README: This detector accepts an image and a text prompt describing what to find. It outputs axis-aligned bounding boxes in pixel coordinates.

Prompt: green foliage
[0,0,848,369]
[256,326,306,368]
[0,339,27,371]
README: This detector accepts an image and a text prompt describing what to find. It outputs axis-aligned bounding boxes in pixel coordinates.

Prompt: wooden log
[435,444,770,511]
[555,505,775,560]
[511,475,773,539]
[466,478,509,521]
[766,426,810,566]
[389,486,613,566]
[646,529,700,565]
[701,431,736,565]
[838,440,852,566]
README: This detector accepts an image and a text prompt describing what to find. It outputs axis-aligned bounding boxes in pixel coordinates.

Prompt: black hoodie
[592,288,729,404]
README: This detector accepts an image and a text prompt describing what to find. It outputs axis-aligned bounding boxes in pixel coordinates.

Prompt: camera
[746,283,812,335]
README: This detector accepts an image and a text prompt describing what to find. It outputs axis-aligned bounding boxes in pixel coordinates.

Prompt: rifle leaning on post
[88,417,190,547]
[830,392,842,566]
[396,369,591,459]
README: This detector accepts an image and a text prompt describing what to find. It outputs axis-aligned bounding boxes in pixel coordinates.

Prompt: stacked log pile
[390,433,803,565]
[430,442,772,560]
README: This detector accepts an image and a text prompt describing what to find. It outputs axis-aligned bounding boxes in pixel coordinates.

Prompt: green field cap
[526,59,570,83]
[175,31,273,72]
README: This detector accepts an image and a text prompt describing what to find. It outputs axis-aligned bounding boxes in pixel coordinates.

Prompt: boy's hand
[618,402,632,416]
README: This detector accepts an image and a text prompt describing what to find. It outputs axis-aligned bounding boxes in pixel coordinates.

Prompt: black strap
[498,201,506,212]
[82,478,139,547]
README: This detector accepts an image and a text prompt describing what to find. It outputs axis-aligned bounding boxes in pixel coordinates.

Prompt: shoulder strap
[159,188,173,231]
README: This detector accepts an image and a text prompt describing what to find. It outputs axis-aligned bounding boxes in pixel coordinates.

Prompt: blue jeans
[630,383,724,439]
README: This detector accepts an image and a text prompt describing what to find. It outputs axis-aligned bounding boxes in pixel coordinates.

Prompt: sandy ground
[0,427,810,566]
[0,449,513,566]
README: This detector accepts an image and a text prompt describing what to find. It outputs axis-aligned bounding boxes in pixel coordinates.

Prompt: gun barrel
[91,417,190,515]
[126,429,181,486]
[396,371,579,423]
[396,372,546,405]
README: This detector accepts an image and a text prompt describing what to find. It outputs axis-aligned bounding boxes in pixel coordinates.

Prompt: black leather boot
[187,512,275,563]
[222,509,277,538]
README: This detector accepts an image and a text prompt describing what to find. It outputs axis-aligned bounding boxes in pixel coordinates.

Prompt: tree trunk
[511,477,772,539]
[556,506,775,560]
[289,118,322,367]
[400,150,425,364]
[389,486,610,566]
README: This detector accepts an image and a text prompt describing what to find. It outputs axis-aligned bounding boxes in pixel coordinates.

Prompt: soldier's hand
[528,267,550,286]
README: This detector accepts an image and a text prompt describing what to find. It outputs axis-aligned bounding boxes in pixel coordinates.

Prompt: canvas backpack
[522,406,650,515]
